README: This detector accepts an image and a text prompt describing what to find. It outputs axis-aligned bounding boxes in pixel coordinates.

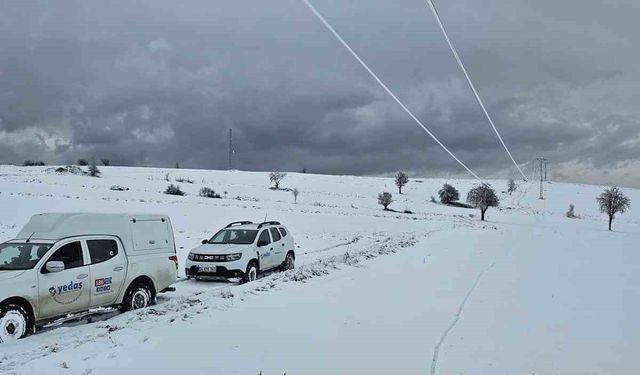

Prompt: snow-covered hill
[0,165,638,374]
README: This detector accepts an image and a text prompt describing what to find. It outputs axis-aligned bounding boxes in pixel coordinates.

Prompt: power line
[426,0,528,181]
[301,0,482,181]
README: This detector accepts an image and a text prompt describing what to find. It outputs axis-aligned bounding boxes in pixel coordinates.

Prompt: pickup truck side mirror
[201,239,209,245]
[46,261,65,273]
[257,240,269,247]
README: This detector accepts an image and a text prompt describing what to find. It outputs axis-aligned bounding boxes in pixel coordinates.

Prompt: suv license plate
[199,266,217,273]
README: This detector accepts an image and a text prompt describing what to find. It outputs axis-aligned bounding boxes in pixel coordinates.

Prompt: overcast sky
[1,0,639,187]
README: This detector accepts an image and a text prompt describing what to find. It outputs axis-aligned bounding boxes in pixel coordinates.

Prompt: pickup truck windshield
[208,229,258,245]
[0,243,52,270]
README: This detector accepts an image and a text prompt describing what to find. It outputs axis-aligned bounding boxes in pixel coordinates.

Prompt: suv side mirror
[257,240,269,247]
[46,261,65,273]
[201,239,209,245]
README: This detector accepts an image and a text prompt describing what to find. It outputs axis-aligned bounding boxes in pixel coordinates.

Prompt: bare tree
[292,187,300,203]
[566,204,577,218]
[394,171,409,194]
[597,186,631,231]
[377,192,393,210]
[101,158,110,166]
[507,179,516,194]
[466,183,499,221]
[269,172,287,189]
[88,159,101,177]
[438,183,459,204]
[77,159,88,166]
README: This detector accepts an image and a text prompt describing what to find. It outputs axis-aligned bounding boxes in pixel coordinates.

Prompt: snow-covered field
[0,165,638,374]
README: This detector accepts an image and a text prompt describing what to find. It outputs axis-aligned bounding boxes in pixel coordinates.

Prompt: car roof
[225,224,259,230]
[5,239,57,245]
[223,223,285,231]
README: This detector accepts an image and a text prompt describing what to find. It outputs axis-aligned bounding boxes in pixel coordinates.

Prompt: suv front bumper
[185,255,250,279]
[185,265,245,279]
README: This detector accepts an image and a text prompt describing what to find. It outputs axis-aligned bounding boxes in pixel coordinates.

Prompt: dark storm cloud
[1,0,640,186]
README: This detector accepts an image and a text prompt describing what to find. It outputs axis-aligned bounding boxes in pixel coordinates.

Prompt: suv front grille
[191,254,228,262]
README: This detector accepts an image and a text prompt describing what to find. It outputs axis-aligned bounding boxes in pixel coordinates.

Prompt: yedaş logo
[49,281,84,304]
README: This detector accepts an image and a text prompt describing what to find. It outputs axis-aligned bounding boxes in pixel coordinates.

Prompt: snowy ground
[0,165,638,374]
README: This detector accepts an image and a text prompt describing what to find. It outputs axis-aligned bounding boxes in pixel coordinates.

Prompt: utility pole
[536,157,547,199]
[228,128,233,170]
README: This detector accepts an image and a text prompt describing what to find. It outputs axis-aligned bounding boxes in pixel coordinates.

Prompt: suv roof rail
[257,221,281,229]
[225,221,254,228]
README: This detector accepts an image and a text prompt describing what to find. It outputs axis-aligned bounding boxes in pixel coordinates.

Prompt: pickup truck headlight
[188,252,195,261]
[225,253,242,261]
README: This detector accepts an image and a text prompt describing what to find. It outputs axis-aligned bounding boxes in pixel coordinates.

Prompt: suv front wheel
[243,261,259,283]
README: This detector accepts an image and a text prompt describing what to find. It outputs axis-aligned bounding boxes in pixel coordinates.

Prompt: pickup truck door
[85,238,127,308]
[38,240,91,319]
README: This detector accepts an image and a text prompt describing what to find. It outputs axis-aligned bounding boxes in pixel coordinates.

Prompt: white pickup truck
[0,213,178,343]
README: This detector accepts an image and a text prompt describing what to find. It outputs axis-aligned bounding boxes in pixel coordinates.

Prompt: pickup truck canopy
[14,213,173,253]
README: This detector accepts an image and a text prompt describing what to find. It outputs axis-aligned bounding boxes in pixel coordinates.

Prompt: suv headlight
[225,253,242,261]
[188,252,195,261]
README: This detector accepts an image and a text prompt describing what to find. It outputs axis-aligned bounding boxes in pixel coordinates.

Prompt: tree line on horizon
[15,162,633,230]
[377,171,631,229]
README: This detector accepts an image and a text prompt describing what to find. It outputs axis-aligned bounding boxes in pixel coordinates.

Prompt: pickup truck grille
[191,254,228,262]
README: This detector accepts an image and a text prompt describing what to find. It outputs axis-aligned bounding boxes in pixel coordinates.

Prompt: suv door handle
[77,274,88,279]
[113,266,124,271]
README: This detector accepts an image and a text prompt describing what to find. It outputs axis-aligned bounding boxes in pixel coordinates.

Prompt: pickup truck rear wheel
[121,284,152,312]
[0,304,29,343]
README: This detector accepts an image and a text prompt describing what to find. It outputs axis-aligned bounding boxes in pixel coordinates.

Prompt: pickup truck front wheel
[121,284,152,312]
[0,304,29,343]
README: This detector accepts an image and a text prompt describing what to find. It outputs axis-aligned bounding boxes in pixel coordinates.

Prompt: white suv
[185,221,295,282]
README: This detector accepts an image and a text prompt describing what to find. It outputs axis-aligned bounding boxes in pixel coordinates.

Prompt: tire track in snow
[429,197,530,375]
[298,235,362,256]
[430,262,495,375]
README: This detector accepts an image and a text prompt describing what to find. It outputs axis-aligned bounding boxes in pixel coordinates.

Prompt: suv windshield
[207,229,258,245]
[0,243,53,270]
